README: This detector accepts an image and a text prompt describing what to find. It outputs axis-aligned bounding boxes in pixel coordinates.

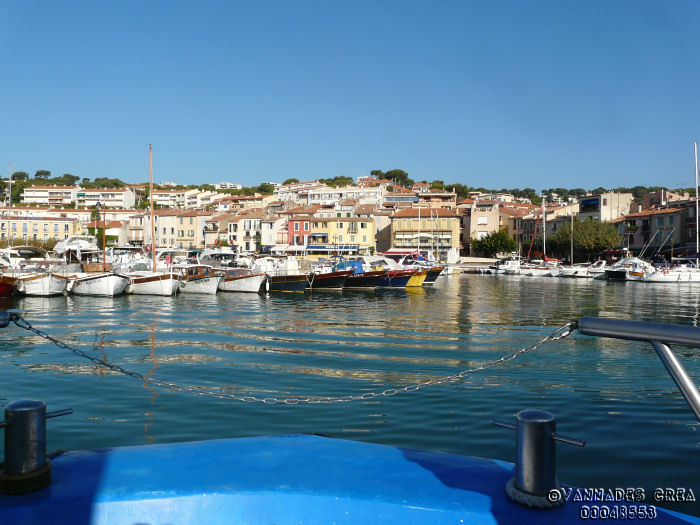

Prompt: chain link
[11,314,576,405]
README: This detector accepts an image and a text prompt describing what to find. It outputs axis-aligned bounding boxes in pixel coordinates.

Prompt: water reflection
[0,274,698,507]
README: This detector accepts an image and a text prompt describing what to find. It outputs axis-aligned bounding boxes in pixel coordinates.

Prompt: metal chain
[11,314,577,405]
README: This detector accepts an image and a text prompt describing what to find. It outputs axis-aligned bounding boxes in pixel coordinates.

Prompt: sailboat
[641,141,700,283]
[521,196,561,277]
[124,145,181,296]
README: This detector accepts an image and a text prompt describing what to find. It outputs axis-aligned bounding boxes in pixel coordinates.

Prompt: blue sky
[1,1,698,191]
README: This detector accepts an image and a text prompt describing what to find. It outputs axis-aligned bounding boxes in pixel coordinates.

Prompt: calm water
[0,274,698,514]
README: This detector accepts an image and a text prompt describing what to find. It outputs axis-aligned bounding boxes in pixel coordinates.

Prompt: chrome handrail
[578,317,700,422]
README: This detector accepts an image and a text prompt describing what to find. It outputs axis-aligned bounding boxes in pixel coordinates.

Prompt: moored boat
[307,269,353,290]
[0,275,18,298]
[344,270,386,288]
[405,268,428,287]
[173,264,221,295]
[376,269,414,287]
[15,273,70,296]
[422,266,444,284]
[217,268,268,293]
[125,271,181,296]
[268,274,308,292]
[69,272,129,297]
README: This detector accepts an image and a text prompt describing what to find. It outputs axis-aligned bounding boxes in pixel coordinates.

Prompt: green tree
[283,178,300,185]
[34,170,51,179]
[384,169,414,188]
[470,229,517,257]
[11,171,29,181]
[550,218,621,261]
[431,180,445,190]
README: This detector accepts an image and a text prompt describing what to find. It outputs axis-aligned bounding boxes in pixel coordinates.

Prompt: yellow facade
[1,216,85,243]
[306,217,376,259]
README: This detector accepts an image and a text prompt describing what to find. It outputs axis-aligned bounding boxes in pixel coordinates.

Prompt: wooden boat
[307,269,353,290]
[14,273,70,296]
[69,272,129,297]
[376,269,415,287]
[268,274,308,292]
[405,269,428,287]
[217,268,268,293]
[125,271,180,296]
[0,275,18,298]
[343,270,386,288]
[422,266,444,285]
[173,265,221,295]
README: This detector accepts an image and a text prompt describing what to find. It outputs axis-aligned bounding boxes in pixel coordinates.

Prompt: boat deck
[1,435,694,524]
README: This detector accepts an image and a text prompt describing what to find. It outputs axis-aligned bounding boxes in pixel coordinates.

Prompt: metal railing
[577,317,700,422]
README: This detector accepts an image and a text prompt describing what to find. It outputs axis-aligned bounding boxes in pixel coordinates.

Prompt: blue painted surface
[1,435,697,525]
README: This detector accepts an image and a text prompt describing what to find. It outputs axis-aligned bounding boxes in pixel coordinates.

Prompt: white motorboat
[217,267,268,293]
[69,272,129,297]
[604,257,653,281]
[15,272,70,296]
[641,259,700,282]
[174,264,221,294]
[125,271,181,296]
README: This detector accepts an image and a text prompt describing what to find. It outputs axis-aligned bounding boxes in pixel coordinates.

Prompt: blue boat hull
[1,435,695,524]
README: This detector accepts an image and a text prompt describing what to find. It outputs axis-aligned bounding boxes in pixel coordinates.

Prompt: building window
[338,223,343,229]
[12,223,16,231]
[477,216,488,225]
[362,235,367,242]
[65,224,69,232]
[657,217,664,226]
[294,222,299,231]
[43,224,48,232]
[304,222,309,231]
[54,224,59,232]
[669,216,674,225]
[43,234,48,241]
[361,222,367,229]
[189,217,193,225]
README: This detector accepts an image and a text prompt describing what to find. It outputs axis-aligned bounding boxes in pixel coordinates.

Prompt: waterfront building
[577,192,633,222]
[143,209,213,249]
[389,208,460,262]
[261,216,288,253]
[227,212,265,253]
[616,207,686,253]
[21,185,80,206]
[641,189,690,210]
[0,214,85,243]
[184,190,222,209]
[273,180,325,203]
[215,194,272,212]
[383,191,419,210]
[76,187,136,209]
[203,213,237,247]
[461,200,501,245]
[303,217,376,259]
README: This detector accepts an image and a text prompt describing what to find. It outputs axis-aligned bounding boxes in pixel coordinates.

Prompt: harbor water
[0,274,698,514]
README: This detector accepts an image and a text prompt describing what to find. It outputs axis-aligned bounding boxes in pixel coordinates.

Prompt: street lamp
[96,201,106,271]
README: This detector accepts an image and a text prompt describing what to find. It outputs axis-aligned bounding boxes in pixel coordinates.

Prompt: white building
[21,185,80,206]
[76,188,136,209]
[152,189,186,208]
[214,182,243,190]
[227,213,264,253]
[305,185,384,207]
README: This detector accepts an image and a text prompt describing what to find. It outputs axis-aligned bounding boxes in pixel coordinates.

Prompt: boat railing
[577,317,700,422]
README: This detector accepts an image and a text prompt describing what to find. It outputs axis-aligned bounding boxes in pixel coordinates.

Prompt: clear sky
[1,1,698,191]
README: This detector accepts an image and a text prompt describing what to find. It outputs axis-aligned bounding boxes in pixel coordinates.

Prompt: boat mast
[695,140,698,256]
[417,206,420,258]
[570,211,574,266]
[542,194,546,260]
[149,144,156,272]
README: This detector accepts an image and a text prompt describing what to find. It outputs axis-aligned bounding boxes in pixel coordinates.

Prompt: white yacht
[173,264,221,294]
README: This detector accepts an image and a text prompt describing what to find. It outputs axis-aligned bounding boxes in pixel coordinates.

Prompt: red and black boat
[307,269,354,290]
[422,266,444,285]
[0,275,19,298]
[343,270,386,288]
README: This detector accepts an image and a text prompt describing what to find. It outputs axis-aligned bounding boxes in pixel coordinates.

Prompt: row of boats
[485,255,700,282]
[0,246,450,297]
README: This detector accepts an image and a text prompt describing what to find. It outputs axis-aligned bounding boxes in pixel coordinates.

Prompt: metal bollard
[515,409,558,496]
[493,409,585,507]
[0,399,72,494]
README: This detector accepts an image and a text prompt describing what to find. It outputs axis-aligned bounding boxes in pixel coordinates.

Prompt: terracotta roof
[23,185,79,190]
[392,208,458,218]
[623,207,683,219]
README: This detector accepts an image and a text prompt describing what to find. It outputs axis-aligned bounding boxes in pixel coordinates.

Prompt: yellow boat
[405,269,427,287]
